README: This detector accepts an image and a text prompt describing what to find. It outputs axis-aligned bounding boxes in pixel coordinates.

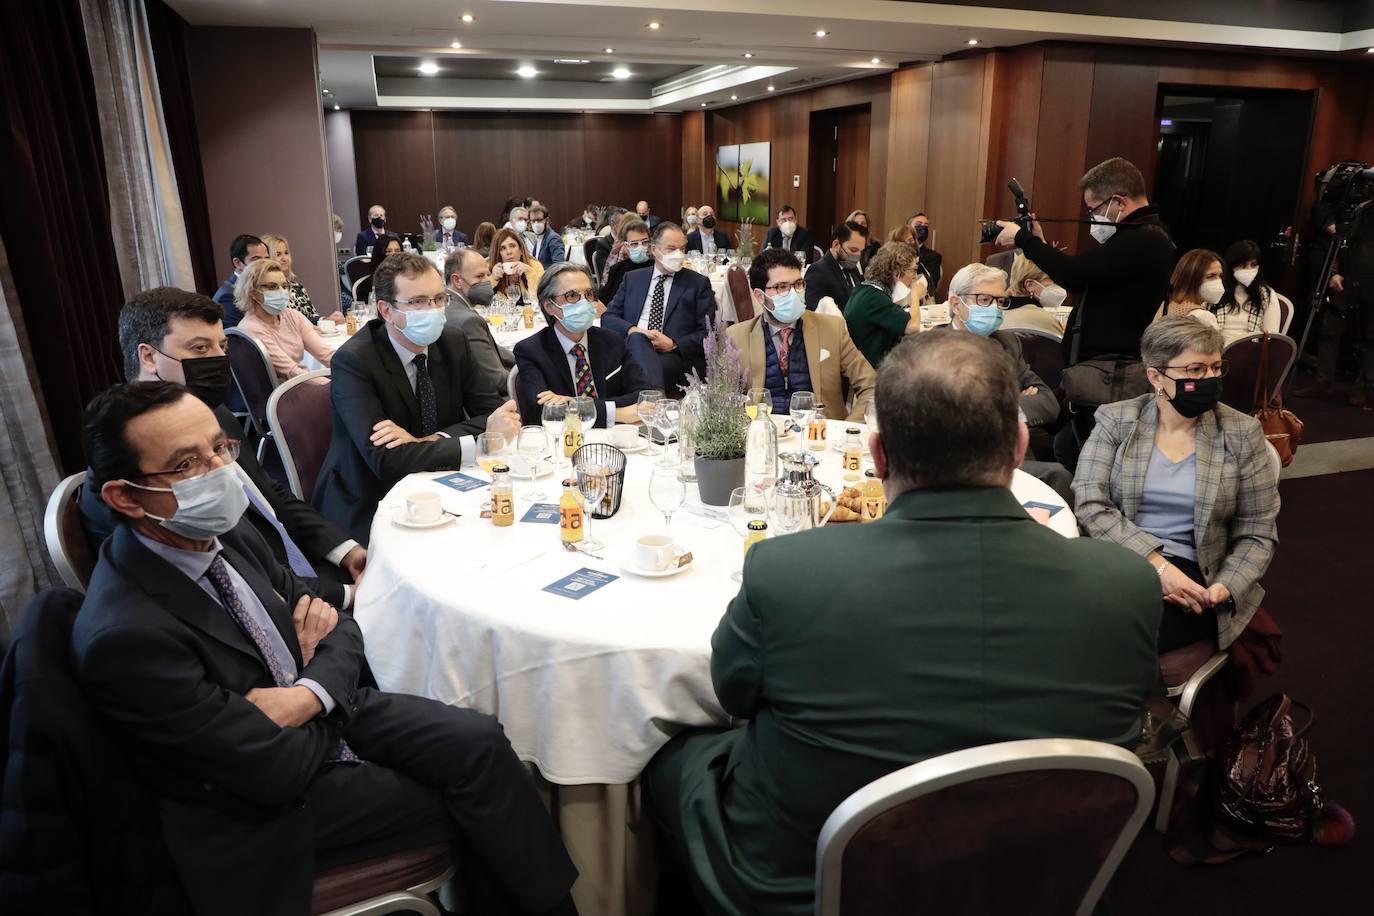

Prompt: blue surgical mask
[628,245,649,264]
[397,308,446,346]
[558,298,596,333]
[964,302,1004,336]
[122,463,249,540]
[261,289,291,315]
[767,289,804,324]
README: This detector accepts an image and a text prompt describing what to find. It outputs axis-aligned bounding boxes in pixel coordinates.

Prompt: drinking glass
[864,398,879,434]
[637,389,664,457]
[476,432,509,513]
[789,391,816,438]
[728,485,771,582]
[746,388,772,420]
[573,467,607,552]
[517,425,550,500]
[572,396,597,439]
[542,401,569,473]
[653,400,682,467]
[649,467,687,530]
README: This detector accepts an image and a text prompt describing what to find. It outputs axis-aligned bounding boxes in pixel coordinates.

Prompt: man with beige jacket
[728,247,875,420]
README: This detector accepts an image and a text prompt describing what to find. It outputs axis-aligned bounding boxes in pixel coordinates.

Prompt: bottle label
[808,418,827,447]
[843,450,861,473]
[563,425,583,457]
[862,497,885,521]
[492,493,514,526]
[560,504,584,541]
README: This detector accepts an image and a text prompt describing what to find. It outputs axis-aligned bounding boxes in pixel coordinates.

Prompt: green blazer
[842,280,910,369]
[654,486,1161,916]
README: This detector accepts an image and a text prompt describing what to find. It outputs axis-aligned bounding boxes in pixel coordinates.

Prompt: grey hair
[367,203,385,215]
[1141,315,1225,369]
[438,204,456,217]
[948,263,1008,299]
[443,246,484,282]
[537,261,594,306]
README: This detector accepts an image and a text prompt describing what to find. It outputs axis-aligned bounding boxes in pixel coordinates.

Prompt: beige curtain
[0,237,62,633]
[80,0,196,297]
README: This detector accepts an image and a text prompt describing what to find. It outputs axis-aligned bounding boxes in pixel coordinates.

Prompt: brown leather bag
[1212,694,1321,843]
[1251,333,1303,466]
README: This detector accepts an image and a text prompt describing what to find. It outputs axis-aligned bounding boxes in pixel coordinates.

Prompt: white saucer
[508,458,557,480]
[392,513,455,530]
[612,438,648,453]
[618,551,693,578]
[830,434,872,455]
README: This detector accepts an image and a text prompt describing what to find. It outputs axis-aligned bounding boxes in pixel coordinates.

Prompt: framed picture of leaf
[715,142,770,222]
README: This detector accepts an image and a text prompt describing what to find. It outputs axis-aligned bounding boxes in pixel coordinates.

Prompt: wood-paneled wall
[351,111,682,236]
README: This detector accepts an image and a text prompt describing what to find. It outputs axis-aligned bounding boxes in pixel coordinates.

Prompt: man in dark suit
[212,234,268,327]
[598,217,651,303]
[513,262,652,426]
[524,204,567,268]
[645,329,1162,916]
[435,204,470,249]
[803,220,868,311]
[634,199,660,230]
[910,211,944,294]
[313,252,519,543]
[603,222,716,391]
[685,204,730,255]
[354,203,391,256]
[762,204,816,261]
[74,382,578,916]
[78,288,364,609]
[445,247,515,378]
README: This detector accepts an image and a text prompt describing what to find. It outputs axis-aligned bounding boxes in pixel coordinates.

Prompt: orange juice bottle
[562,403,583,458]
[491,464,514,527]
[559,479,584,545]
[523,303,535,328]
[841,427,863,481]
[860,470,885,521]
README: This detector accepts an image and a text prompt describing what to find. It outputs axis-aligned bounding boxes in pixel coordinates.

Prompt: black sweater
[1015,205,1174,362]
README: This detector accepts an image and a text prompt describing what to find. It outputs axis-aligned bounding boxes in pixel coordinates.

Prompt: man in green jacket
[645,329,1162,916]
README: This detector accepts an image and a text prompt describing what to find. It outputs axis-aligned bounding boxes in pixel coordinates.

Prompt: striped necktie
[571,343,598,398]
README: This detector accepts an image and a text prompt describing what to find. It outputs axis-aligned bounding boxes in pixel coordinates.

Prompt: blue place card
[433,472,487,493]
[543,567,619,600]
[521,503,561,524]
[1022,500,1064,517]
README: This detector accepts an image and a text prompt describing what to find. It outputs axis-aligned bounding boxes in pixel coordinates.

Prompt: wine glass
[517,425,550,500]
[637,389,664,457]
[476,432,509,513]
[746,388,772,420]
[649,467,687,530]
[573,466,607,552]
[542,400,569,472]
[653,400,682,467]
[728,485,770,582]
[789,391,815,438]
[571,396,597,441]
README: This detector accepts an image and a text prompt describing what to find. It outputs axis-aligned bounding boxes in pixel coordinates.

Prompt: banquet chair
[986,248,1017,277]
[225,327,281,462]
[1153,645,1229,832]
[1276,293,1294,335]
[1220,332,1296,411]
[267,369,332,502]
[310,845,457,916]
[590,248,607,284]
[726,266,753,322]
[352,275,374,305]
[582,238,600,273]
[343,256,372,287]
[43,472,95,592]
[507,364,520,405]
[1013,328,1066,393]
[815,739,1153,916]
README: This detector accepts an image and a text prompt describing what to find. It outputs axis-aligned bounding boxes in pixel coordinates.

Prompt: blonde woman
[235,259,334,382]
[260,233,344,324]
[1003,252,1069,336]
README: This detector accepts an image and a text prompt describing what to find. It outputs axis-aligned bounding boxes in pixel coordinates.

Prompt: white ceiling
[164,0,1374,113]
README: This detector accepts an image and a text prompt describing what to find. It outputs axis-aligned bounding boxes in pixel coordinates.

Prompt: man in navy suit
[763,204,816,262]
[603,222,717,392]
[436,205,470,249]
[524,204,566,268]
[354,203,391,256]
[513,263,652,426]
[635,200,661,230]
[686,204,731,255]
[212,234,268,327]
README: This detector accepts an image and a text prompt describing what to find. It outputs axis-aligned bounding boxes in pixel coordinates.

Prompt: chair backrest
[591,248,607,283]
[43,472,95,592]
[815,738,1154,916]
[506,363,520,405]
[1013,329,1066,393]
[225,327,281,438]
[727,265,754,322]
[1275,293,1294,335]
[1221,332,1297,411]
[986,248,1017,277]
[582,238,599,270]
[266,369,332,502]
[352,274,373,304]
[343,256,372,286]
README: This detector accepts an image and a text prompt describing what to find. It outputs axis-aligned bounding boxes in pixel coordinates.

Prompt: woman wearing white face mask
[235,259,334,382]
[842,242,926,369]
[1153,249,1225,326]
[1004,252,1072,336]
[1208,239,1285,345]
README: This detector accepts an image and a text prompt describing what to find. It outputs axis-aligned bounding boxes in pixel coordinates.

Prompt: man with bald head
[686,204,730,255]
[446,246,515,381]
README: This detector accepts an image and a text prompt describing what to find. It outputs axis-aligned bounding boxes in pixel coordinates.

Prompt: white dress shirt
[701,232,717,255]
[553,326,617,427]
[386,330,477,467]
[632,268,674,329]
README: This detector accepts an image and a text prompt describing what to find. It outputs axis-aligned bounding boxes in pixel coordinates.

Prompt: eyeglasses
[964,293,1012,309]
[387,295,447,311]
[1159,360,1229,380]
[549,289,598,306]
[764,280,807,295]
[1085,196,1117,217]
[131,439,240,482]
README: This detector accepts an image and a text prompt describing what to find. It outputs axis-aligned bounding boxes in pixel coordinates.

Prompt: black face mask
[702,216,716,229]
[1163,375,1222,419]
[371,216,386,229]
[1007,295,1037,309]
[155,351,233,408]
[914,225,929,243]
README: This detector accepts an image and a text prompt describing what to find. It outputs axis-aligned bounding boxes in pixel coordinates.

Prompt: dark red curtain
[0,0,125,473]
[146,0,217,295]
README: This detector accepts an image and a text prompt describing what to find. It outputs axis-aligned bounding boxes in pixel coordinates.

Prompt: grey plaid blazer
[1072,393,1279,648]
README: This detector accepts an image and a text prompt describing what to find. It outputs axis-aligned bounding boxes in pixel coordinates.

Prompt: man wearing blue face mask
[728,248,875,420]
[512,263,652,427]
[314,252,520,542]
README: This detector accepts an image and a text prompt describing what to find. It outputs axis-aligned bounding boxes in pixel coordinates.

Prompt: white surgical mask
[778,219,796,237]
[1234,267,1259,287]
[1035,283,1067,310]
[122,464,249,540]
[513,219,528,233]
[531,220,546,235]
[1199,278,1225,305]
[334,230,342,244]
[1088,199,1118,244]
[660,251,685,273]
[442,217,456,231]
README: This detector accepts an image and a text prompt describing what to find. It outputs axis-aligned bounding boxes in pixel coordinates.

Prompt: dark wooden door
[807,105,872,242]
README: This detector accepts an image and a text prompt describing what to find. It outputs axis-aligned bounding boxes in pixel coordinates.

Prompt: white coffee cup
[318,319,337,335]
[636,534,676,572]
[502,261,519,275]
[611,425,639,450]
[404,491,442,524]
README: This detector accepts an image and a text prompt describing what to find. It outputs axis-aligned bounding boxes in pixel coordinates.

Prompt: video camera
[1317,161,1374,230]
[978,179,1032,243]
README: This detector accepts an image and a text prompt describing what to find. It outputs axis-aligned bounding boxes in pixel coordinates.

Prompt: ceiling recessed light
[612,67,632,79]
[730,94,738,100]
[461,14,474,23]
[766,85,775,92]
[743,52,753,59]
[815,30,827,37]
[555,59,591,64]
[648,21,660,30]
[1367,47,1374,53]
[700,102,707,107]
[517,65,538,78]
[333,104,340,111]
[418,62,439,75]
[604,47,615,53]
[871,57,881,64]
[322,89,330,95]
[450,41,462,49]
[967,38,980,45]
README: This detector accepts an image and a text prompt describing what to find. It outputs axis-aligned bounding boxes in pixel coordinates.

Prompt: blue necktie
[241,483,316,578]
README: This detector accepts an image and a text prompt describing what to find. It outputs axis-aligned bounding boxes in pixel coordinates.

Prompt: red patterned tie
[778,327,793,375]
[571,343,598,398]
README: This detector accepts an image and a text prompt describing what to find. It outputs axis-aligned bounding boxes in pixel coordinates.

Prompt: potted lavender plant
[685,314,749,505]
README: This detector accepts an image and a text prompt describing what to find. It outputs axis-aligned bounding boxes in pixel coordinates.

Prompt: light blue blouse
[1136,446,1198,562]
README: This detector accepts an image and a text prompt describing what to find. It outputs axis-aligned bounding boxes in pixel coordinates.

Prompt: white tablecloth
[353,420,1075,786]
